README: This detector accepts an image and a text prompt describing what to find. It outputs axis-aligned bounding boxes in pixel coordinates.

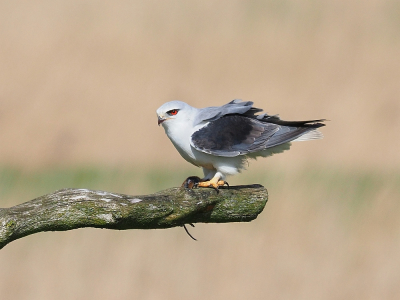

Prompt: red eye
[167,109,179,116]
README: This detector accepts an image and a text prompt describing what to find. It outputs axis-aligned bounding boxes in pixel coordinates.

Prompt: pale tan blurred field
[1,1,400,299]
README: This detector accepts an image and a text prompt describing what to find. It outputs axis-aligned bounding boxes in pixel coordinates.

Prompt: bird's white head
[156,101,196,128]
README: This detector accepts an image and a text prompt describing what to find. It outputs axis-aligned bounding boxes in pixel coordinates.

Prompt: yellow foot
[197,179,228,191]
[181,176,229,192]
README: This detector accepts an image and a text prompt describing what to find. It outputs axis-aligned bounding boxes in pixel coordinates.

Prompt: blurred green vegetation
[0,165,195,205]
[1,166,399,217]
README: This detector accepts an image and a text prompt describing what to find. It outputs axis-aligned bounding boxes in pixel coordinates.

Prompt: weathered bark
[0,185,268,249]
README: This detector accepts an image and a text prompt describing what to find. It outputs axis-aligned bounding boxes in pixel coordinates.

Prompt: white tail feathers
[293,130,324,142]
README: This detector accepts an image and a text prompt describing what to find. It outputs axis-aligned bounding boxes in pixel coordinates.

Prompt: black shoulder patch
[192,115,254,151]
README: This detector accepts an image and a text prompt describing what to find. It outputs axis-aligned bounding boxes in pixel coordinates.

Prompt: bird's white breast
[162,119,199,165]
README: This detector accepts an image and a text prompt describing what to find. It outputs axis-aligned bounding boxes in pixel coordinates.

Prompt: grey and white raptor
[156,99,325,190]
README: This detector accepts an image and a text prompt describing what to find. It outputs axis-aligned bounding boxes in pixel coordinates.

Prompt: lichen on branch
[0,185,268,249]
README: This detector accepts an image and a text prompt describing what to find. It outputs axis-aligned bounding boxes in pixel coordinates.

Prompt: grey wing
[192,99,260,126]
[191,115,322,157]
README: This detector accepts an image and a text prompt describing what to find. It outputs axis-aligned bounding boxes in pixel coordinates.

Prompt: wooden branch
[0,185,268,249]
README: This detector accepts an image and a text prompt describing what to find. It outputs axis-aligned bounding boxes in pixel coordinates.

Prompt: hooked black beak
[158,116,166,126]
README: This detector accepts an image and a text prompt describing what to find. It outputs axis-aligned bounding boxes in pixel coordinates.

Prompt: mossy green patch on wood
[0,185,267,249]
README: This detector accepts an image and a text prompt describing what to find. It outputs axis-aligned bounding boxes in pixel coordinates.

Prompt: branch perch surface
[0,185,268,249]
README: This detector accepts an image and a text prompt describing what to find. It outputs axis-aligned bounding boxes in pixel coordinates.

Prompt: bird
[156,99,325,190]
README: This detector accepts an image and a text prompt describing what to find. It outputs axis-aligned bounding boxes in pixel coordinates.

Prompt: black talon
[212,186,220,193]
[224,181,229,187]
[183,224,197,241]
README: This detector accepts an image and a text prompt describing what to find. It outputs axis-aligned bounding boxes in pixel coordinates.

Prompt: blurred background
[1,0,400,299]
